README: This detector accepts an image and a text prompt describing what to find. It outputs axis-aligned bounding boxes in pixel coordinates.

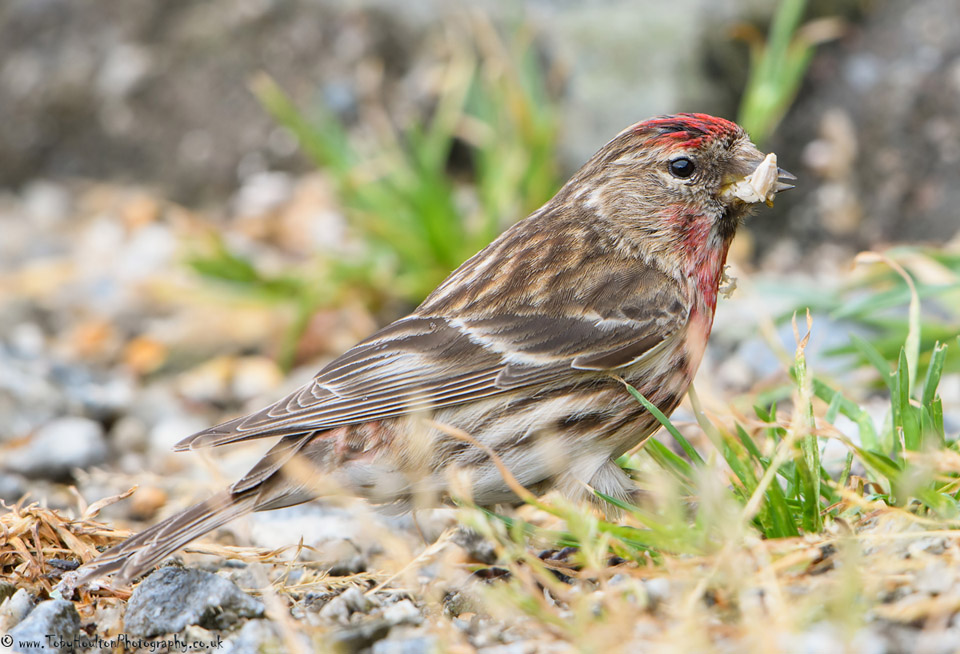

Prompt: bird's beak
[720,152,795,207]
[775,167,797,192]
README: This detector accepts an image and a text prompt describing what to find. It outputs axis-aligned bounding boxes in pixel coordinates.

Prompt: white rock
[383,599,423,626]
[2,416,107,479]
[0,588,35,633]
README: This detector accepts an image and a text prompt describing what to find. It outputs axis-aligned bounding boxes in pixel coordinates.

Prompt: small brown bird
[77,113,793,584]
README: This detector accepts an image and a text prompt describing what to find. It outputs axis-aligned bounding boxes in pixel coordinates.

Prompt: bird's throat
[663,205,735,317]
[691,237,731,316]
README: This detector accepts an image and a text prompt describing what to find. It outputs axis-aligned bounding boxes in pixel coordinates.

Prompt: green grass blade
[895,348,922,452]
[764,474,802,538]
[825,389,844,423]
[849,333,894,390]
[837,450,854,491]
[793,317,823,533]
[623,383,705,466]
[735,424,764,461]
[644,439,695,486]
[754,403,774,423]
[921,342,947,406]
[811,378,880,450]
[920,403,945,450]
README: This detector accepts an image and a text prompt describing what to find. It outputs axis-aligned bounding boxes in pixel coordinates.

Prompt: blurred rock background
[2,0,958,253]
[1,0,747,202]
[761,0,960,262]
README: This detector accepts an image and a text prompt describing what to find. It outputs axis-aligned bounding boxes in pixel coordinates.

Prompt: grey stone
[22,180,71,227]
[108,415,149,454]
[1,416,107,480]
[319,586,378,623]
[382,599,422,627]
[0,472,26,501]
[327,553,367,577]
[7,322,45,358]
[914,561,957,596]
[247,503,360,550]
[123,567,265,638]
[327,618,392,654]
[147,413,210,454]
[0,347,66,442]
[59,369,134,421]
[222,619,290,654]
[441,590,476,617]
[642,578,672,609]
[0,588,35,633]
[452,527,498,565]
[8,599,81,654]
[372,635,439,654]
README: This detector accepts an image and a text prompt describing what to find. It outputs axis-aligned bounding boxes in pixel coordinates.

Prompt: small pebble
[319,586,378,623]
[124,567,264,638]
[372,634,439,654]
[2,416,107,480]
[8,599,81,654]
[327,618,392,654]
[223,619,290,654]
[0,588,35,633]
[452,527,498,564]
[382,599,423,627]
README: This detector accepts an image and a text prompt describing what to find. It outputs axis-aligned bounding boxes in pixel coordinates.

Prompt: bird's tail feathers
[75,489,258,586]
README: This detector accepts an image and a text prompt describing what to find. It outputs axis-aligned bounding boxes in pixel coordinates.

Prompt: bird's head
[561,113,794,265]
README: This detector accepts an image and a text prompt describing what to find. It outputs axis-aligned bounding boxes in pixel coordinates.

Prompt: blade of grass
[921,342,947,406]
[811,378,880,450]
[792,311,822,532]
[643,439,695,487]
[855,252,921,389]
[848,333,894,389]
[894,348,922,452]
[620,380,705,467]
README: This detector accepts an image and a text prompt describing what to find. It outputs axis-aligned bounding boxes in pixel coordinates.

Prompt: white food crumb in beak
[721,152,781,206]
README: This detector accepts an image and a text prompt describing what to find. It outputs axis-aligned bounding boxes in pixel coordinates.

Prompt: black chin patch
[717,206,747,242]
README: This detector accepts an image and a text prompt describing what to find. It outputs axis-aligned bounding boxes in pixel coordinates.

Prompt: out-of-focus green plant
[762,247,960,374]
[185,235,342,371]
[188,25,564,368]
[736,0,843,145]
[252,29,562,306]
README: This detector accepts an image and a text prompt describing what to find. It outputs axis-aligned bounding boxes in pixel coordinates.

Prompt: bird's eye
[669,157,695,179]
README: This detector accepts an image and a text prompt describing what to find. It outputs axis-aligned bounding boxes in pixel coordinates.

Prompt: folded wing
[176,261,687,453]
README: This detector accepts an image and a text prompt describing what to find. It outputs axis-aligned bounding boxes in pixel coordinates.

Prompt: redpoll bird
[76,113,793,584]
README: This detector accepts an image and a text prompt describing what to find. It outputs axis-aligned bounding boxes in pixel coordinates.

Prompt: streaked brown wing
[177,317,681,454]
[175,253,687,452]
